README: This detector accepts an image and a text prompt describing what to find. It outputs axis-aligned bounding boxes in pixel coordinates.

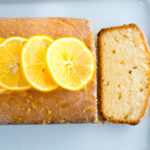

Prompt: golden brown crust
[97,24,150,125]
[0,17,97,124]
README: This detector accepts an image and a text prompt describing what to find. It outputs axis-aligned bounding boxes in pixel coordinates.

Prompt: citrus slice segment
[21,35,58,92]
[46,37,95,91]
[0,37,30,90]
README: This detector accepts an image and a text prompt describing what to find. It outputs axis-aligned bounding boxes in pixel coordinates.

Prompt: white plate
[0,0,150,150]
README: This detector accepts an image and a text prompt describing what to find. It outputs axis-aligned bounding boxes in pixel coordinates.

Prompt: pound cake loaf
[0,17,97,124]
[97,24,150,125]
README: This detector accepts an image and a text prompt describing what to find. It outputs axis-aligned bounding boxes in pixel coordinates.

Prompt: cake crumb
[60,120,64,124]
[1,103,9,106]
[21,32,24,36]
[47,117,51,124]
[30,22,36,26]
[17,116,23,121]
[42,120,46,125]
[83,107,96,113]
[10,31,14,35]
[26,108,31,113]
[25,98,30,103]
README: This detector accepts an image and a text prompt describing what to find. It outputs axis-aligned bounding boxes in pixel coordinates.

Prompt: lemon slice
[21,35,58,92]
[0,37,30,90]
[46,37,95,91]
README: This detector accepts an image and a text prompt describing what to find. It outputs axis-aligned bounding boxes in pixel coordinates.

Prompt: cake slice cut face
[0,17,97,124]
[98,24,150,124]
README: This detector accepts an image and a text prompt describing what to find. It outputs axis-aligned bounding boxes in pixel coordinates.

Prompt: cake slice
[0,17,97,124]
[97,24,150,124]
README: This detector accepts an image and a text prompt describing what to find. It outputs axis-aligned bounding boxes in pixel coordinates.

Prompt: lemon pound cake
[97,24,150,125]
[0,17,97,124]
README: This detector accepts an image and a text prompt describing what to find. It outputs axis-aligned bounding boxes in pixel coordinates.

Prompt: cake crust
[97,24,150,125]
[0,17,97,124]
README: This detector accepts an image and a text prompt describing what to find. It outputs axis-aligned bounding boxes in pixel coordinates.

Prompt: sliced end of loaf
[97,24,150,125]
